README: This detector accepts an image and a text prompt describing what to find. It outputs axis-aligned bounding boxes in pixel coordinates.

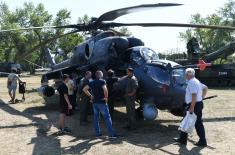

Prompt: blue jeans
[92,103,115,136]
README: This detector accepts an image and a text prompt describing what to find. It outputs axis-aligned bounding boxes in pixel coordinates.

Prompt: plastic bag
[179,111,197,134]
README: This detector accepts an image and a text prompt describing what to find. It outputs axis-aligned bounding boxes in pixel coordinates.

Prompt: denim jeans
[92,103,115,136]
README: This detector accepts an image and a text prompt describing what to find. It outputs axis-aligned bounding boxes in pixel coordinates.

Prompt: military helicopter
[1,3,234,119]
[0,62,22,76]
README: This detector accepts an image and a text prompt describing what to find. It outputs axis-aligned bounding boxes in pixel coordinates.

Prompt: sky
[2,0,229,53]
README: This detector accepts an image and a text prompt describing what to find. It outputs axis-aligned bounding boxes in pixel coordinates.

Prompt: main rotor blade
[105,22,235,30]
[108,28,126,36]
[0,24,85,33]
[95,3,183,25]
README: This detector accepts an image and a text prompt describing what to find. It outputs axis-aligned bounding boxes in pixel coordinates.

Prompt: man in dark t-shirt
[78,71,92,125]
[83,70,117,139]
[57,74,72,134]
[106,69,118,119]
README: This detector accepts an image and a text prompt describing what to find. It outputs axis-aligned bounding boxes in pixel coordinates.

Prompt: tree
[0,2,85,73]
[0,4,132,72]
[115,27,132,36]
[179,0,235,60]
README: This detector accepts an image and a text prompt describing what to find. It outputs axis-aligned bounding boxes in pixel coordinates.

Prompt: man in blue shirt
[83,70,117,139]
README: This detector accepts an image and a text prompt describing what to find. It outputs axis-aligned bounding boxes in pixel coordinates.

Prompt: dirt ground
[0,76,234,155]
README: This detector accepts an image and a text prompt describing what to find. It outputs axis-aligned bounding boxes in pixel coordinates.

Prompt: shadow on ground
[0,100,221,154]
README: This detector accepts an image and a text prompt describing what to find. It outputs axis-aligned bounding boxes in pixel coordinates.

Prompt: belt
[186,101,203,104]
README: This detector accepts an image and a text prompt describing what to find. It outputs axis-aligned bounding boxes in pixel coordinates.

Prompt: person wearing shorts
[7,68,22,103]
[57,74,73,134]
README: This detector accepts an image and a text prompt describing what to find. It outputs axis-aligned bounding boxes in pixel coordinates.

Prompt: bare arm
[83,85,92,97]
[189,94,196,113]
[64,94,71,106]
[18,77,22,83]
[64,93,72,109]
[118,75,127,81]
[202,85,208,99]
[102,85,108,103]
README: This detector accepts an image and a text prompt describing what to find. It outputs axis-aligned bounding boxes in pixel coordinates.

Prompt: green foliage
[77,14,90,24]
[179,0,235,64]
[115,27,132,36]
[0,3,132,72]
[0,2,85,73]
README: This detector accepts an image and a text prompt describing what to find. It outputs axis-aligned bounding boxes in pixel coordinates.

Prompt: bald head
[96,70,103,79]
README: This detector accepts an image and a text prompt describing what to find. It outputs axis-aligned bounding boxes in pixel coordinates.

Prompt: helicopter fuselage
[42,31,187,117]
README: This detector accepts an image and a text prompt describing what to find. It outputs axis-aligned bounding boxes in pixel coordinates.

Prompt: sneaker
[58,130,65,135]
[109,134,119,139]
[195,141,207,147]
[173,137,187,145]
[63,127,71,133]
[96,134,102,138]
[58,127,71,135]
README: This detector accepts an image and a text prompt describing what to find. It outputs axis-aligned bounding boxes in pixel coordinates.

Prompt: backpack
[19,82,26,94]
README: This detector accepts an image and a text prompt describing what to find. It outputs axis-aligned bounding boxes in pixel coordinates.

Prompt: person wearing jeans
[83,70,117,138]
[92,103,115,137]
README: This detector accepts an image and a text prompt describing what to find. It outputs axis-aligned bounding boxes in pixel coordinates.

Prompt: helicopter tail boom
[45,48,56,68]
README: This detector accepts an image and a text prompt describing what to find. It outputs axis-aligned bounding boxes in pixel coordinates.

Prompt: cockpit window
[140,47,159,61]
[172,69,186,86]
[147,65,170,85]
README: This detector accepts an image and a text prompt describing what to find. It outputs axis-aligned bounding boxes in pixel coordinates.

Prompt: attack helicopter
[1,3,234,119]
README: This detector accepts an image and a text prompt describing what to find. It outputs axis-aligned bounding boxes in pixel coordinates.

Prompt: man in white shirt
[7,68,22,103]
[174,68,208,147]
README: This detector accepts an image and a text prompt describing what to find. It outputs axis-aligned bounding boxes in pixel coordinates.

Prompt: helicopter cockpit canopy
[146,65,170,85]
[172,68,186,86]
[140,47,159,61]
[130,47,159,65]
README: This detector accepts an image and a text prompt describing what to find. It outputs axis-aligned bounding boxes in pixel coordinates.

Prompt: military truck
[166,38,235,86]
